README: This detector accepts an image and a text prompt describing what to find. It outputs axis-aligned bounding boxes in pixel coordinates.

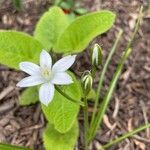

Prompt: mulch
[0,0,150,149]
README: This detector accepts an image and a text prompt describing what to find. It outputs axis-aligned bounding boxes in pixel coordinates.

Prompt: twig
[0,86,14,101]
[112,96,120,119]
[140,101,150,138]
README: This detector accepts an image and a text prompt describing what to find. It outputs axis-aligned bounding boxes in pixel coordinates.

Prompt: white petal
[52,55,76,72]
[19,62,40,75]
[51,72,73,85]
[40,50,52,68]
[39,83,55,106]
[16,76,44,87]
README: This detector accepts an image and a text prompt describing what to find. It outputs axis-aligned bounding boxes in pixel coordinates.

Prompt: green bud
[91,43,102,67]
[81,71,93,95]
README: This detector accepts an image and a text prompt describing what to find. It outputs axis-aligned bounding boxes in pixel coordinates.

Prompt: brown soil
[0,0,150,150]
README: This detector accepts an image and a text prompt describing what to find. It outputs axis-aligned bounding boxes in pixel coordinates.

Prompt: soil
[0,0,150,150]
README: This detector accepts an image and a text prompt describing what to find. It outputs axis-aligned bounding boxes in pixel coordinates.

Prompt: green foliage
[89,48,132,141]
[12,0,22,11]
[0,143,32,150]
[19,87,38,106]
[87,89,96,100]
[55,11,115,53]
[60,1,72,9]
[43,122,78,150]
[102,123,150,149]
[0,31,43,69]
[34,6,70,50]
[42,73,81,133]
[74,8,88,15]
[90,30,123,128]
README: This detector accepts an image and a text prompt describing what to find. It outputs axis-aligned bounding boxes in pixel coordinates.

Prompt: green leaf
[55,10,116,53]
[34,6,70,50]
[19,87,38,106]
[87,89,96,100]
[0,30,43,69]
[60,1,71,9]
[0,143,32,150]
[75,8,88,15]
[42,73,81,133]
[12,0,22,11]
[67,13,76,23]
[43,122,78,150]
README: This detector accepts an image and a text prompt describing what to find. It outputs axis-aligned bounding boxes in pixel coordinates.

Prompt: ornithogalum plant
[0,5,149,150]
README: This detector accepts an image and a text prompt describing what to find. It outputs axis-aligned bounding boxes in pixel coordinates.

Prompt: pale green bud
[81,72,93,95]
[91,43,102,67]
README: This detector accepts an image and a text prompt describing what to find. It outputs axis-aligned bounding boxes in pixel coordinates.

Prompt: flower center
[41,66,51,81]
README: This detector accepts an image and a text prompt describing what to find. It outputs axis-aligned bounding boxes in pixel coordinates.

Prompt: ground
[0,0,150,150]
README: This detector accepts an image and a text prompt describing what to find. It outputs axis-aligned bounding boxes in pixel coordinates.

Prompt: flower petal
[52,55,76,72]
[51,72,73,85]
[19,62,40,75]
[16,76,44,87]
[40,50,52,68]
[39,83,55,106]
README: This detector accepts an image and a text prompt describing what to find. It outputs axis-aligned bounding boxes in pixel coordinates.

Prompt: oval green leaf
[19,87,39,106]
[42,73,81,133]
[43,122,78,150]
[0,30,43,69]
[54,10,116,53]
[34,6,70,50]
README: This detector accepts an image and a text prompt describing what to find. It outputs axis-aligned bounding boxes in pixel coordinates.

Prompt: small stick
[0,86,14,101]
[112,96,120,119]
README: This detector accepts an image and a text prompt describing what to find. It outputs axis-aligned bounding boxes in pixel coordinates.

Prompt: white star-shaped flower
[17,50,76,106]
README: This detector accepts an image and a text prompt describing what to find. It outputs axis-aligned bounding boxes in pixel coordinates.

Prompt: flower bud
[81,71,93,95]
[91,43,102,67]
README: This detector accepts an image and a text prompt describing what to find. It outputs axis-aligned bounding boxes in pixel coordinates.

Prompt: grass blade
[90,29,123,126]
[88,6,143,142]
[0,143,32,150]
[101,123,150,149]
[89,47,132,141]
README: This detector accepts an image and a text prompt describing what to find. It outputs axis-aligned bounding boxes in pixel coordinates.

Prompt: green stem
[55,85,84,106]
[90,29,123,127]
[83,96,89,150]
[91,66,96,78]
[101,123,150,149]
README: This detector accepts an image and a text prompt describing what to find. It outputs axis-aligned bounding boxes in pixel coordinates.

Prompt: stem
[83,96,89,150]
[101,123,150,149]
[90,29,123,127]
[91,66,96,78]
[55,85,84,106]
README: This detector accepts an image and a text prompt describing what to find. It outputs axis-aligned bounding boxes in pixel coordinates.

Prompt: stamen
[41,66,51,80]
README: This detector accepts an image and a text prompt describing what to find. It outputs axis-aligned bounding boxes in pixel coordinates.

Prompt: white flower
[17,50,76,106]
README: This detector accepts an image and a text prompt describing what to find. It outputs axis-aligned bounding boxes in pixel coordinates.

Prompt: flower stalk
[83,95,89,150]
[55,85,84,106]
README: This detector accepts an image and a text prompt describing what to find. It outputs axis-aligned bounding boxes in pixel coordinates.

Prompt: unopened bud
[81,71,93,95]
[91,43,102,67]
